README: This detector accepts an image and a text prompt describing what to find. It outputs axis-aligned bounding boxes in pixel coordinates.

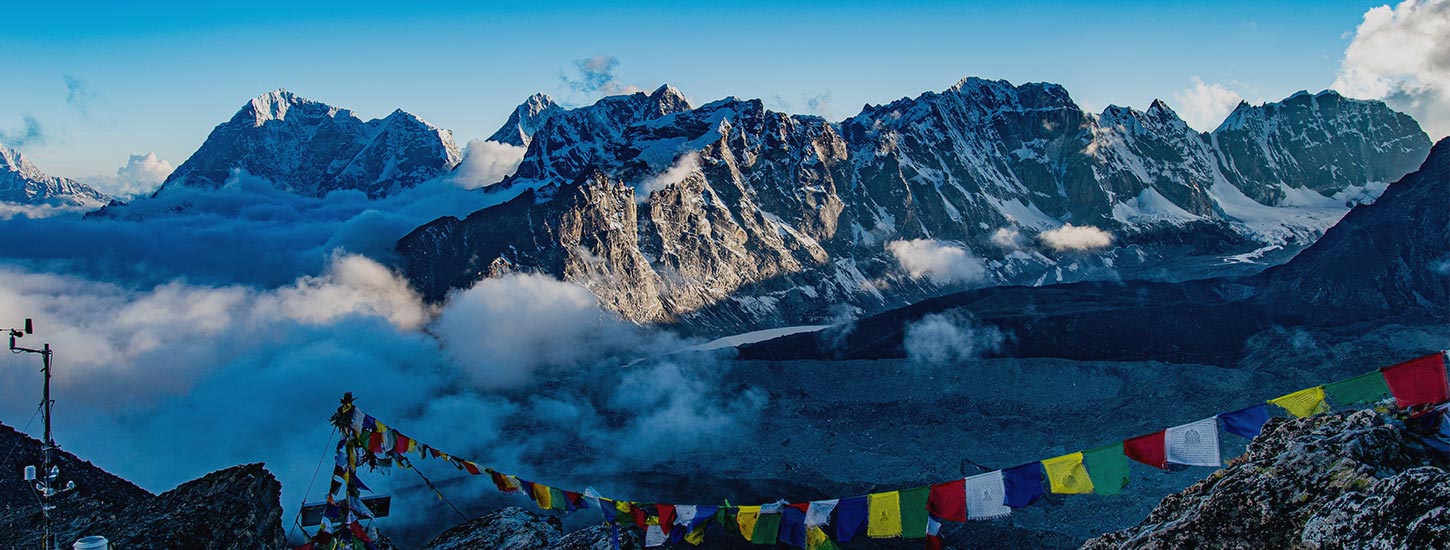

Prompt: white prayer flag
[965,471,1011,519]
[675,505,697,527]
[805,499,838,527]
[1165,417,1222,467]
[926,515,942,536]
[760,500,785,514]
[645,524,666,547]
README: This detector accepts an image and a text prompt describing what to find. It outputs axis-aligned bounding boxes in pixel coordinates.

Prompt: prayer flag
[392,434,411,455]
[563,490,584,512]
[657,504,676,535]
[780,505,807,548]
[673,504,695,528]
[805,499,838,527]
[834,496,869,542]
[367,432,384,454]
[736,506,761,541]
[614,500,632,526]
[752,509,782,545]
[926,516,944,550]
[866,491,903,539]
[927,479,967,522]
[1124,431,1167,469]
[1002,463,1046,508]
[1324,371,1392,405]
[900,486,930,538]
[1270,386,1330,418]
[964,471,1010,519]
[1082,442,1128,495]
[1218,404,1271,439]
[645,523,666,548]
[1382,353,1449,408]
[1042,452,1095,494]
[720,507,739,539]
[631,505,648,531]
[806,526,839,550]
[1165,418,1221,467]
[488,470,514,492]
[462,461,481,476]
[531,483,552,510]
[549,487,568,512]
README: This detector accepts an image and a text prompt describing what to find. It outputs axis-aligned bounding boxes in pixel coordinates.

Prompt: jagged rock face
[0,143,111,207]
[0,422,284,549]
[1081,410,1450,549]
[1213,90,1430,205]
[489,93,563,147]
[423,506,563,550]
[400,79,1431,332]
[160,89,462,198]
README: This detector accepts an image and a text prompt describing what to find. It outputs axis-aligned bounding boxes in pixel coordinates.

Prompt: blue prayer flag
[1219,404,1271,439]
[834,496,869,543]
[780,505,807,548]
[1002,463,1046,508]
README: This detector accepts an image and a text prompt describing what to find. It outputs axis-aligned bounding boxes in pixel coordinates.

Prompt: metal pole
[41,343,53,550]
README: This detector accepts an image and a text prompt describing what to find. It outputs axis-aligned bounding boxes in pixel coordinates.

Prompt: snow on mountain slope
[397,78,1431,333]
[0,143,111,216]
[158,89,462,198]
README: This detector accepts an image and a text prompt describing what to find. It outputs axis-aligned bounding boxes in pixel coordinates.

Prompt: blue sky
[0,1,1399,180]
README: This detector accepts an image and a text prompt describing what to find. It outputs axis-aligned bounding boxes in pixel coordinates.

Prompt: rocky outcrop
[0,422,285,549]
[159,89,462,198]
[1081,409,1450,549]
[421,506,644,550]
[400,79,1432,334]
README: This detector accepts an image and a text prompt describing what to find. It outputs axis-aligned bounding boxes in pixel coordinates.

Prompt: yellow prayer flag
[806,525,830,550]
[867,491,902,539]
[532,483,553,510]
[1269,386,1330,418]
[1042,452,1095,494]
[685,524,707,545]
[736,506,761,541]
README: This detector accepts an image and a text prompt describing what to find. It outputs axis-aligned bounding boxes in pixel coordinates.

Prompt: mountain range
[0,143,110,210]
[399,79,1430,333]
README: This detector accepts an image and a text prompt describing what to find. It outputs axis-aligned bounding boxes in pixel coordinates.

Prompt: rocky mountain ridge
[159,89,462,198]
[0,143,111,209]
[400,78,1431,334]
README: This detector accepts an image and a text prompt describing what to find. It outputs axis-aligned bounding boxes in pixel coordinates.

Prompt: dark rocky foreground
[0,422,285,549]
[1084,409,1450,549]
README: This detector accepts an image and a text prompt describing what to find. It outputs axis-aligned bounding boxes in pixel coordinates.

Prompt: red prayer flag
[926,534,944,550]
[657,504,676,535]
[489,470,517,492]
[928,479,967,522]
[393,434,411,454]
[564,490,583,510]
[1382,353,1449,408]
[631,505,648,531]
[367,432,384,453]
[787,502,810,513]
[1124,431,1167,469]
[462,461,482,475]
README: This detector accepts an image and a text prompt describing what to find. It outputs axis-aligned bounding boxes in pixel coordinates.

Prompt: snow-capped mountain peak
[0,143,111,210]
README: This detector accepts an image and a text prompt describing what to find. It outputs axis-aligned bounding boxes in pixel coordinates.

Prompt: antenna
[7,319,74,550]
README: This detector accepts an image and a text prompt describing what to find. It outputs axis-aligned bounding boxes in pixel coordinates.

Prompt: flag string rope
[296,351,1450,550]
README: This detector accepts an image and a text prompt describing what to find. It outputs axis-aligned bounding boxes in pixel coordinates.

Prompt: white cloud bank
[1334,0,1450,138]
[1172,77,1245,132]
[84,152,175,199]
[886,238,988,284]
[450,139,526,189]
[1039,224,1114,252]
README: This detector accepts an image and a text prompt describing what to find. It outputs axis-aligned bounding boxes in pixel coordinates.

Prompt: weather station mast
[8,319,76,550]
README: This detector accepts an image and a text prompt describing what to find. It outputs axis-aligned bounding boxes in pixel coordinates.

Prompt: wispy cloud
[561,55,642,98]
[64,74,98,115]
[0,115,48,148]
[1172,77,1244,132]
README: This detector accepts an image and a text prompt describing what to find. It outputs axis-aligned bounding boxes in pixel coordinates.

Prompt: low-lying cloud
[887,238,988,284]
[449,140,526,190]
[902,310,1005,365]
[85,152,175,199]
[1172,77,1245,132]
[1039,223,1114,252]
[637,152,700,200]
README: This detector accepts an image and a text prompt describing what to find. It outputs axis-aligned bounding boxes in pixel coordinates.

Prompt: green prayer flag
[1083,442,1129,496]
[752,511,782,545]
[899,486,930,538]
[1324,371,1391,405]
[549,487,568,511]
[721,508,740,539]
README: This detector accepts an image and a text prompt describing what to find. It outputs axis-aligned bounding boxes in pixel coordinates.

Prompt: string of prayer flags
[963,471,1010,519]
[927,479,967,522]
[1123,431,1167,469]
[780,505,808,548]
[1269,386,1330,418]
[1042,452,1095,494]
[805,499,838,527]
[834,496,869,542]
[900,486,930,538]
[1218,404,1271,439]
[1324,371,1392,405]
[1382,353,1449,408]
[1002,463,1046,508]
[866,491,903,538]
[1165,418,1221,467]
[1082,443,1128,495]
